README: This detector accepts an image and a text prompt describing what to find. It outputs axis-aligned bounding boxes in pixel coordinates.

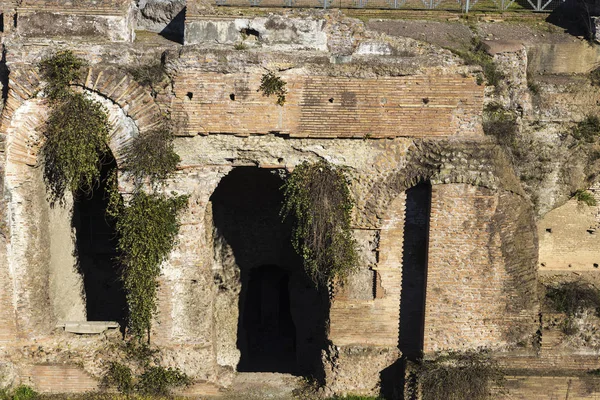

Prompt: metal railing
[214,0,566,12]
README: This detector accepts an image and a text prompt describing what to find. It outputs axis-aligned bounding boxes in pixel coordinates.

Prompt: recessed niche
[422,97,430,105]
[545,228,552,233]
[186,92,193,100]
[594,263,599,268]
[328,98,334,103]
[230,93,236,101]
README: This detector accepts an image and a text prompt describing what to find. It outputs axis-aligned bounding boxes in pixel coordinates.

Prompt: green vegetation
[411,352,505,400]
[114,192,188,340]
[38,50,110,204]
[123,126,180,185]
[281,161,358,287]
[102,362,134,394]
[545,280,600,317]
[571,115,600,143]
[574,189,597,206]
[128,62,169,97]
[482,102,518,147]
[41,92,111,203]
[39,50,85,101]
[0,386,38,400]
[258,71,287,106]
[102,343,190,396]
[137,367,191,396]
[453,37,503,88]
[326,396,382,400]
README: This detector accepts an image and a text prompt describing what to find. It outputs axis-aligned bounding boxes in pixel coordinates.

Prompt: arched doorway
[210,167,329,376]
[72,152,126,324]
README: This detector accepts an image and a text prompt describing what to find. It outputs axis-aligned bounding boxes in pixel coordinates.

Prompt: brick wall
[19,364,99,393]
[172,71,484,138]
[424,184,537,353]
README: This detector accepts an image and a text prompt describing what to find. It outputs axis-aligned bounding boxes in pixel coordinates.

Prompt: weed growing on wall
[102,362,134,394]
[545,280,600,317]
[41,92,111,203]
[0,386,37,400]
[128,62,170,97]
[453,37,503,88]
[258,71,287,106]
[281,161,358,287]
[411,352,505,400]
[102,359,190,396]
[574,189,597,206]
[482,102,518,147]
[39,50,85,101]
[123,125,180,185]
[114,191,188,340]
[572,115,600,143]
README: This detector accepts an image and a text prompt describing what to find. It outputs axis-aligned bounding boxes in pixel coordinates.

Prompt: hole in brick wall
[399,181,431,361]
[328,98,334,103]
[594,263,599,268]
[211,167,329,377]
[0,14,4,32]
[230,93,236,101]
[422,97,429,105]
[546,228,552,233]
[186,92,193,100]
[587,229,596,234]
[72,152,126,325]
[12,13,16,29]
[277,157,284,164]
[240,28,260,39]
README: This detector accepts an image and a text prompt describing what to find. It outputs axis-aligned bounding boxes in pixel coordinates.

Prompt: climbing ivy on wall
[281,160,358,287]
[38,51,186,343]
[113,191,188,339]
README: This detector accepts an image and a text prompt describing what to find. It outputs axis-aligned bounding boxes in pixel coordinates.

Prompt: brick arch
[364,139,524,227]
[2,65,163,167]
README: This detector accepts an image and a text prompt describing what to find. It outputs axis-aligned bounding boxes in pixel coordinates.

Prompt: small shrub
[123,126,180,185]
[9,386,37,400]
[415,352,505,400]
[453,37,503,88]
[258,71,287,106]
[38,50,86,101]
[574,189,597,206]
[136,366,190,395]
[234,42,248,50]
[572,115,600,143]
[545,280,600,317]
[40,92,111,203]
[281,161,358,287]
[128,62,169,96]
[102,362,134,394]
[482,102,518,147]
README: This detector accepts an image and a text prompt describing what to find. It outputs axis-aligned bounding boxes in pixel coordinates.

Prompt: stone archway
[0,66,159,336]
[209,167,329,376]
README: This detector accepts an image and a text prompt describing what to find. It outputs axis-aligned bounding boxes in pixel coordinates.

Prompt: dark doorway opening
[210,167,329,376]
[399,182,431,360]
[241,265,297,373]
[72,153,126,324]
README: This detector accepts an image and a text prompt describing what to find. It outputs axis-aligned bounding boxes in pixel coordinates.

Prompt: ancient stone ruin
[0,0,600,398]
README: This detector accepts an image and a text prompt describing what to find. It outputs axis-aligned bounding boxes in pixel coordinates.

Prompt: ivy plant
[41,92,111,203]
[258,71,287,106]
[39,50,86,101]
[281,161,358,287]
[123,125,180,185]
[114,191,188,340]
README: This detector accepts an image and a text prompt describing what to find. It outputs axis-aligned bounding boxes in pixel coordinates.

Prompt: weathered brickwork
[424,184,538,353]
[171,71,484,138]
